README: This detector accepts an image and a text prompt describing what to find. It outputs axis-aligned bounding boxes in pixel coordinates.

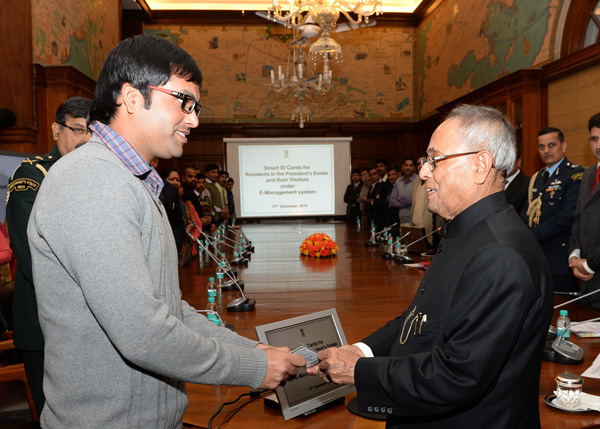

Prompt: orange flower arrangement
[299,233,339,258]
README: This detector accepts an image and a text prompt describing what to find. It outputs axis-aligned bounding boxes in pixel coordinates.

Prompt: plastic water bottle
[206,297,220,325]
[215,263,225,294]
[385,237,393,255]
[207,277,217,299]
[356,216,361,231]
[557,309,571,340]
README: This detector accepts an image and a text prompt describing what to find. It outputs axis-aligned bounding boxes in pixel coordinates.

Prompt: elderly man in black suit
[308,104,553,429]
[570,112,600,308]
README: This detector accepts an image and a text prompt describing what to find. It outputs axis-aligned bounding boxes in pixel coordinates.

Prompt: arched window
[562,0,600,56]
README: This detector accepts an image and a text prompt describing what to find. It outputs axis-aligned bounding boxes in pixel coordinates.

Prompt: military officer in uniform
[6,96,92,417]
[523,126,584,293]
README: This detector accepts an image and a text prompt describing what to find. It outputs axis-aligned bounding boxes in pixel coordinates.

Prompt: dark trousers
[23,349,45,420]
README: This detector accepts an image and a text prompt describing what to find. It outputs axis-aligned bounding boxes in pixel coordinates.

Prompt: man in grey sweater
[27,35,304,428]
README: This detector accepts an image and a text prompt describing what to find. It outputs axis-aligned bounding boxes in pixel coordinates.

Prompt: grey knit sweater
[28,139,267,428]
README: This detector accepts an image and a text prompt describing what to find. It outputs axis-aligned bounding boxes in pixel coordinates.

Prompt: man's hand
[306,345,364,385]
[569,257,594,281]
[258,344,306,390]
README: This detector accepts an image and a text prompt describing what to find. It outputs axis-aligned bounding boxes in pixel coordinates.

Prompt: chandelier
[270,37,332,128]
[265,0,382,127]
[267,0,382,29]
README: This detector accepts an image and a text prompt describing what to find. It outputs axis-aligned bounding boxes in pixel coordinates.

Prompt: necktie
[541,169,549,185]
[592,166,600,194]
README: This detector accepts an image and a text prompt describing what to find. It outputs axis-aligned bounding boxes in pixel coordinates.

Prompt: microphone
[382,231,410,260]
[375,223,398,243]
[226,225,254,252]
[195,227,240,278]
[194,228,244,290]
[187,232,255,312]
[195,220,251,260]
[200,230,249,265]
[395,227,442,264]
[554,287,600,309]
[542,317,600,364]
[545,288,600,341]
[212,226,253,257]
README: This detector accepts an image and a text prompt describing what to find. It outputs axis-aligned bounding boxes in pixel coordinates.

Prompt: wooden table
[178,222,600,428]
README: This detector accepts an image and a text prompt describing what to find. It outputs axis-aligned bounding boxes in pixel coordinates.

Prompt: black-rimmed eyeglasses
[421,151,480,172]
[148,86,202,118]
[58,123,91,137]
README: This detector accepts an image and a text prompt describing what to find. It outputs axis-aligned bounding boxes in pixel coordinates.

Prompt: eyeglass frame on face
[147,85,202,118]
[421,151,481,172]
[58,122,91,137]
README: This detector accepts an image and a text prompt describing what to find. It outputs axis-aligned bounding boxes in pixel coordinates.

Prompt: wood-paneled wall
[0,0,35,153]
[547,63,600,168]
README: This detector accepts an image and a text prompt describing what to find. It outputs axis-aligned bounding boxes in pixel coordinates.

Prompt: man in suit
[6,96,92,418]
[389,157,417,225]
[308,104,553,428]
[359,167,385,230]
[504,151,530,214]
[376,158,389,183]
[344,168,363,222]
[204,163,229,223]
[523,127,583,292]
[569,112,600,308]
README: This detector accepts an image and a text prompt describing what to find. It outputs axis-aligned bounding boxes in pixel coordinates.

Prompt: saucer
[544,394,593,412]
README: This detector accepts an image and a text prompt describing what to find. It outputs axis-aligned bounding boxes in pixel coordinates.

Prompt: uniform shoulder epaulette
[17,153,56,177]
[571,171,583,181]
[566,161,580,169]
[6,153,57,203]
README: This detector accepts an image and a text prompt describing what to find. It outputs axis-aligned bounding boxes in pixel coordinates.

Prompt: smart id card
[291,344,319,368]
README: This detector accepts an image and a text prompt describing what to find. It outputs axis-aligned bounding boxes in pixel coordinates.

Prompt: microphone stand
[199,230,249,265]
[366,223,398,247]
[554,287,600,309]
[226,225,254,251]
[365,225,379,247]
[395,227,442,264]
[195,228,240,277]
[214,226,254,256]
[195,229,245,288]
[382,231,410,260]
[543,317,600,364]
[375,223,397,243]
[188,232,255,312]
[196,221,252,258]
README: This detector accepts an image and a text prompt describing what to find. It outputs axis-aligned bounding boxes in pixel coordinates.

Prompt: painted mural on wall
[32,0,120,80]
[418,0,561,117]
[144,25,415,123]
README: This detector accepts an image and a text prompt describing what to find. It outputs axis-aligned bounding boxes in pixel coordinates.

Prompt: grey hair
[444,104,516,174]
